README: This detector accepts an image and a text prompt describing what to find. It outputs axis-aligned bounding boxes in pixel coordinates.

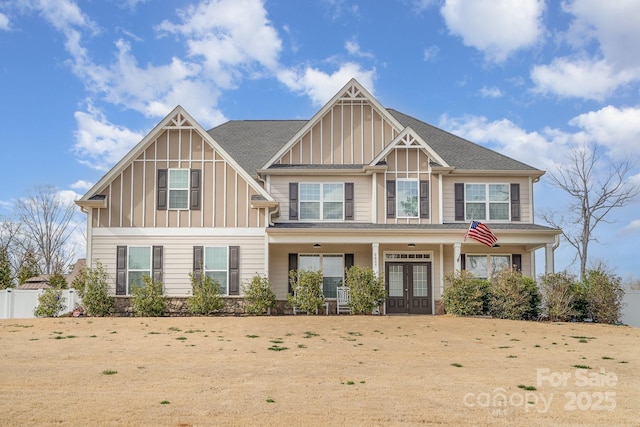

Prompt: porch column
[372,243,380,277]
[454,243,462,272]
[545,243,555,274]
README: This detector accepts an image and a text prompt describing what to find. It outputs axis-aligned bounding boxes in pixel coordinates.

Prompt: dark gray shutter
[420,180,430,219]
[190,169,201,210]
[386,180,396,218]
[288,253,298,294]
[157,169,168,210]
[116,246,127,295]
[512,254,522,272]
[460,254,466,271]
[152,246,163,283]
[344,253,354,271]
[345,183,354,220]
[193,246,203,282]
[229,246,240,295]
[454,183,464,221]
[510,183,521,221]
[289,182,298,220]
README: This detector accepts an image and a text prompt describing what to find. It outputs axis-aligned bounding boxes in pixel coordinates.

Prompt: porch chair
[336,286,350,314]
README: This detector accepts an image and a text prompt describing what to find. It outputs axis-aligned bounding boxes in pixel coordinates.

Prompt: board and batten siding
[441,176,532,223]
[275,99,399,166]
[91,127,267,229]
[91,232,266,296]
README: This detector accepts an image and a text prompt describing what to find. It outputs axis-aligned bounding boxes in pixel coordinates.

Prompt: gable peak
[164,109,194,128]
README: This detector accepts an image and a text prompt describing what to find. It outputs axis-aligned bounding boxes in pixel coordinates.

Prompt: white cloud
[73,105,144,171]
[438,114,561,170]
[479,86,503,98]
[157,0,282,88]
[569,105,640,156]
[277,62,376,107]
[440,0,545,63]
[423,45,439,62]
[345,39,374,59]
[531,58,634,101]
[70,180,93,192]
[531,0,640,99]
[0,13,10,31]
[622,219,640,234]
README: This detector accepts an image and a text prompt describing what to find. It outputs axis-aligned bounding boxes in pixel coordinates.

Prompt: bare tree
[541,145,640,280]
[14,185,79,275]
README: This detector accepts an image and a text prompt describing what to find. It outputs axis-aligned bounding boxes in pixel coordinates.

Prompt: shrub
[539,272,579,322]
[187,272,224,315]
[48,272,68,289]
[344,265,385,314]
[583,268,625,324]
[131,276,167,317]
[489,268,539,320]
[243,274,276,315]
[34,288,66,317]
[287,269,325,314]
[442,270,489,316]
[72,262,112,317]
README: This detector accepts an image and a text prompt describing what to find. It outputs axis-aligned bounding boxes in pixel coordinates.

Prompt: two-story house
[76,79,561,314]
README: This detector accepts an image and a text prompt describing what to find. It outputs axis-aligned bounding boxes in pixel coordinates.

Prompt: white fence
[0,289,81,319]
[621,290,640,328]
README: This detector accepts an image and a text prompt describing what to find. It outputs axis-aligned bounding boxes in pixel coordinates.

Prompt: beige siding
[91,232,266,296]
[91,126,266,229]
[276,100,400,166]
[442,176,532,223]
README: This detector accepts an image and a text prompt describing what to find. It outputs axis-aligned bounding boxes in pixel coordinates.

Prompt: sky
[1,0,639,280]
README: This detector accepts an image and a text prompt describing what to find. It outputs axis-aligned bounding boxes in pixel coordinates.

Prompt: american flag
[466,220,498,247]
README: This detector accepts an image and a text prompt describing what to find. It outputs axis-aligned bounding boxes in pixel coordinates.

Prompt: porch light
[313,243,321,248]
[408,243,416,248]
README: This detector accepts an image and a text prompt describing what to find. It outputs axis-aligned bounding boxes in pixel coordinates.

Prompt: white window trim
[299,182,345,221]
[168,168,190,210]
[127,245,152,295]
[465,183,510,222]
[396,178,420,218]
[203,246,229,296]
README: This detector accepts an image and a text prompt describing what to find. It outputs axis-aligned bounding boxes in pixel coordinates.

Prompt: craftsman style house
[76,79,561,314]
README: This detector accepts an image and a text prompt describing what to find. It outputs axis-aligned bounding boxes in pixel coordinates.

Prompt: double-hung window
[204,247,229,295]
[397,179,419,218]
[299,254,344,298]
[465,184,509,221]
[168,169,189,209]
[127,246,151,292]
[299,183,344,220]
[466,254,512,279]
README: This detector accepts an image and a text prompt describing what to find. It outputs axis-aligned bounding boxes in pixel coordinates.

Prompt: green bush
[72,262,112,317]
[344,265,385,314]
[34,288,66,317]
[287,269,325,314]
[187,272,224,315]
[48,272,68,289]
[583,268,625,324]
[131,275,167,317]
[243,274,276,315]
[442,270,489,316]
[539,272,579,322]
[489,268,539,320]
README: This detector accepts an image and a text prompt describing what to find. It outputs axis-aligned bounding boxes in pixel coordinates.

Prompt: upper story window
[465,183,509,221]
[289,182,354,221]
[157,169,201,211]
[397,179,419,218]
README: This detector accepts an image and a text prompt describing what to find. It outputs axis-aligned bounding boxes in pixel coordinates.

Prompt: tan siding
[121,165,132,227]
[144,162,155,226]
[342,104,352,164]
[431,174,441,223]
[132,161,144,227]
[321,115,332,164]
[363,105,373,161]
[110,175,121,227]
[91,232,266,296]
[225,165,236,227]
[214,162,226,227]
[311,123,321,164]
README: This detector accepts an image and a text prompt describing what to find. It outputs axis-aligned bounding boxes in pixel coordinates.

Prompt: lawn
[0,315,638,426]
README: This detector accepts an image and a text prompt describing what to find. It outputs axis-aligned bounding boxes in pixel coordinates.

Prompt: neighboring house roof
[208,120,306,178]
[14,258,86,290]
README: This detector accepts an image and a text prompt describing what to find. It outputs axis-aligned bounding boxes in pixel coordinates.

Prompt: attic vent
[166,113,193,128]
[339,84,366,100]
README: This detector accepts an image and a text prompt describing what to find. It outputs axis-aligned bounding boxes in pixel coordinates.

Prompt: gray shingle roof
[387,109,540,172]
[208,120,306,177]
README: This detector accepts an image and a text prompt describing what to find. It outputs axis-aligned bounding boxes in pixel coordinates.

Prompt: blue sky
[1,0,639,279]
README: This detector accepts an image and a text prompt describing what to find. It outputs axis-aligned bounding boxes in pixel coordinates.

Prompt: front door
[385,262,432,314]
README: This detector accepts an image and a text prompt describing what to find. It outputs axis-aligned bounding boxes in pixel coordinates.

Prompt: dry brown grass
[0,315,638,426]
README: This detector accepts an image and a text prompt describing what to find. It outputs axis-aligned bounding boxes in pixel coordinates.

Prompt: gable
[264,79,405,168]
